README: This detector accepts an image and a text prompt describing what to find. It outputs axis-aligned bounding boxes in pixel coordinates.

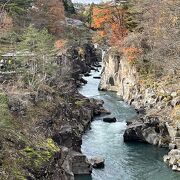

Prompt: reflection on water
[77,70,180,180]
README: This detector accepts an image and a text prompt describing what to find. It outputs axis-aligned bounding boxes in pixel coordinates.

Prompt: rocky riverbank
[0,43,108,179]
[99,48,180,171]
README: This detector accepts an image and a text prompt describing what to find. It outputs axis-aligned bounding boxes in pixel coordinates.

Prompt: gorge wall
[99,48,180,171]
[99,49,138,102]
[0,44,105,179]
[0,1,107,179]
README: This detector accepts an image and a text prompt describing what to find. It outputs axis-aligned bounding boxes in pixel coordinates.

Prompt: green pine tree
[17,25,57,88]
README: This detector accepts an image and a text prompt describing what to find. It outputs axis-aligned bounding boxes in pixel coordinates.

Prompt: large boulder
[71,151,92,175]
[52,125,82,152]
[169,143,177,150]
[124,116,170,146]
[93,76,101,79]
[89,98,110,116]
[103,117,116,123]
[164,149,180,171]
[123,123,145,142]
[90,157,105,169]
[84,72,91,77]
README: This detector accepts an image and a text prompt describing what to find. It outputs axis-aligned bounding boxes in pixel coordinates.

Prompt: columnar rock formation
[99,49,138,101]
[99,48,180,171]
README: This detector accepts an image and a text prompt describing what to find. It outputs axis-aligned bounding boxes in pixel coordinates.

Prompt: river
[76,69,180,180]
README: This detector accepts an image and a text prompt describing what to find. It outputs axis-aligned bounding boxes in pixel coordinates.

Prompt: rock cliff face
[0,44,104,179]
[99,49,138,101]
[99,48,180,171]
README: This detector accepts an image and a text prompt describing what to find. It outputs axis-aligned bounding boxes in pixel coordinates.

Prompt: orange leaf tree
[123,47,142,63]
[91,3,128,46]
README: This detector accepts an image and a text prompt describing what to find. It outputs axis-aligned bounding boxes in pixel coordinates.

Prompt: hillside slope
[97,0,180,171]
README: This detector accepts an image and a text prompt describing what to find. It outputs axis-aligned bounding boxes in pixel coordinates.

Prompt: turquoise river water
[76,69,180,180]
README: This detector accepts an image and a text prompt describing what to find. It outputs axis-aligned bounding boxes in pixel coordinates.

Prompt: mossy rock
[20,138,59,170]
[13,169,27,180]
[0,92,62,179]
[75,100,86,107]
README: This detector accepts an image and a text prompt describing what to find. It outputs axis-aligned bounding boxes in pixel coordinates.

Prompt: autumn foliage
[55,39,66,49]
[123,47,142,63]
[91,3,128,46]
